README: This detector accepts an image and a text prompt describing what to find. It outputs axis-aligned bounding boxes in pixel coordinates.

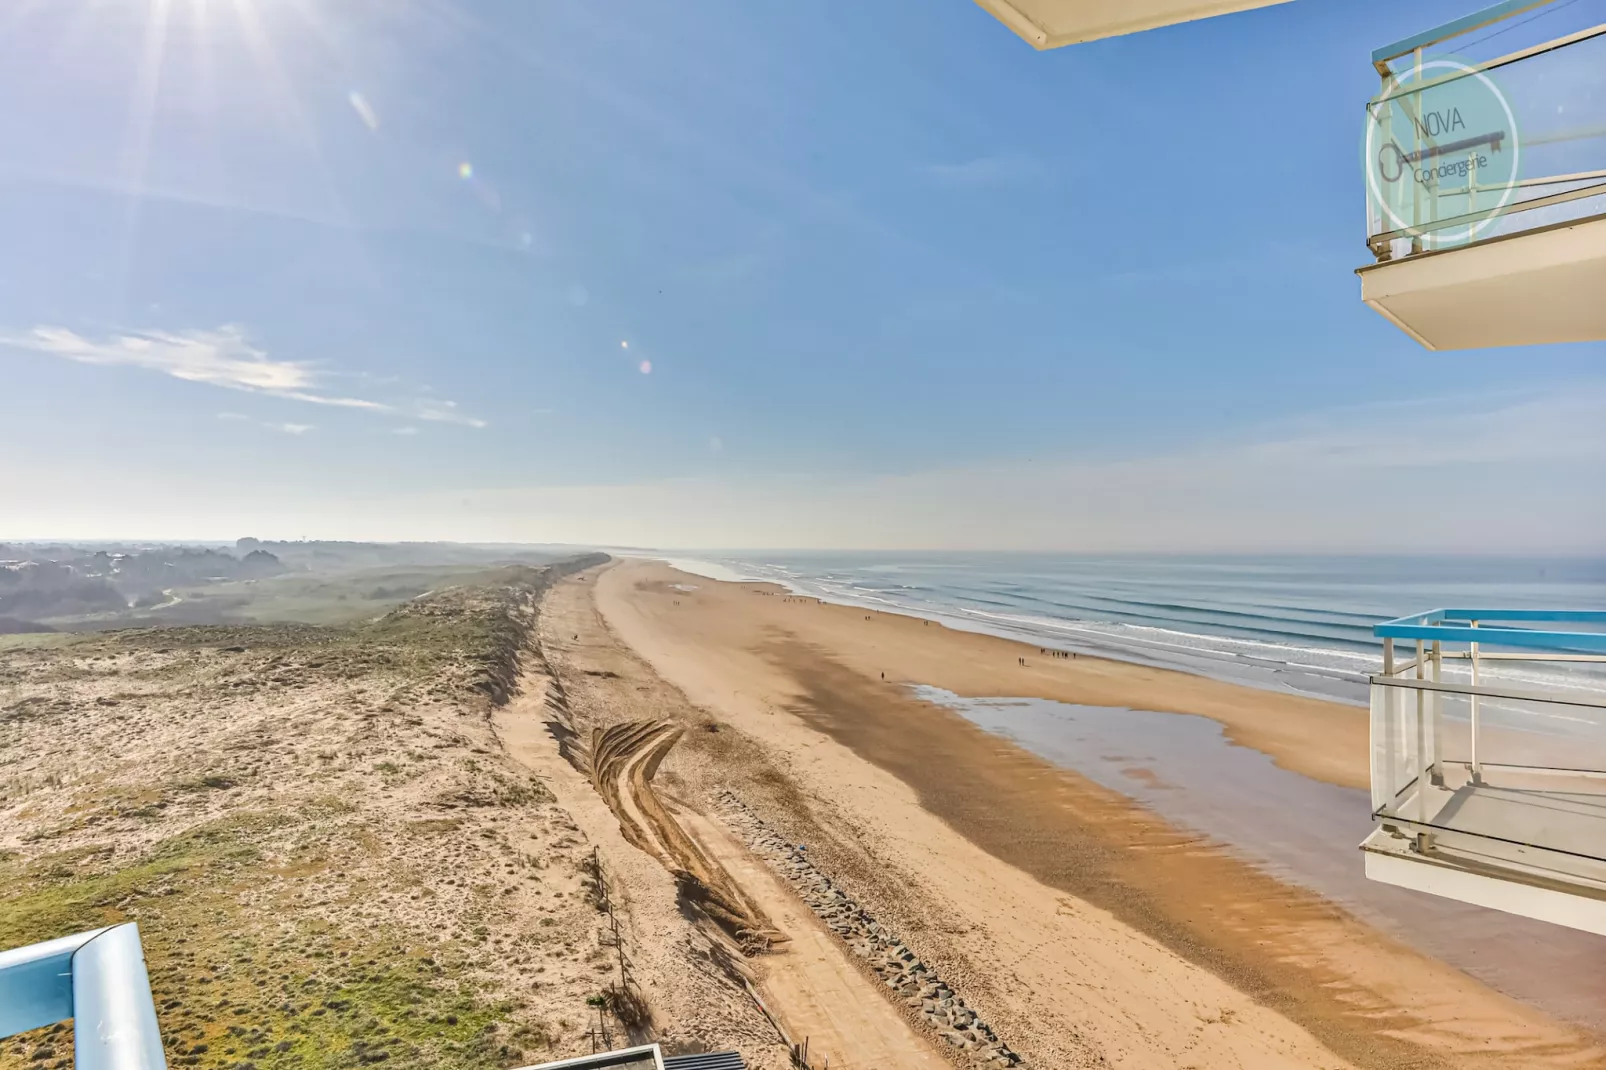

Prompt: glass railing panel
[1365,10,1606,258]
[1372,678,1606,866]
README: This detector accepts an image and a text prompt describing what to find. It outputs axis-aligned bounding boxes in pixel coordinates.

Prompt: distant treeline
[0,545,287,621]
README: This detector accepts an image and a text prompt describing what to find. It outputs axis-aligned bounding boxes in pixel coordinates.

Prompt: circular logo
[1364,56,1521,251]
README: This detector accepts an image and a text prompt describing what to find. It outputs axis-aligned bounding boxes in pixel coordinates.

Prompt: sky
[2,0,1603,552]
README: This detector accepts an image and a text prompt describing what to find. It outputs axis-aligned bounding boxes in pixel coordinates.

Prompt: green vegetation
[0,561,607,1070]
[0,811,550,1070]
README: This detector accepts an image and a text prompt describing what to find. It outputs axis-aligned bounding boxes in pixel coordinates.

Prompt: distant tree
[239,550,287,578]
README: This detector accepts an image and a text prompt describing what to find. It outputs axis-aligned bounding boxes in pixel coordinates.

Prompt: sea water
[657,552,1606,704]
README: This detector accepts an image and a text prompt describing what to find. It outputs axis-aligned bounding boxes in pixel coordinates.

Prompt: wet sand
[595,559,1606,1069]
[925,688,1606,1033]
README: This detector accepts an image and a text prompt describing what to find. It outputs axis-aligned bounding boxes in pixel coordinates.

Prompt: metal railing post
[1470,621,1483,783]
[1415,638,1428,820]
[1,924,167,1069]
[1381,638,1397,805]
[72,925,168,1070]
[1412,46,1425,253]
[1430,639,1443,784]
[1374,69,1396,260]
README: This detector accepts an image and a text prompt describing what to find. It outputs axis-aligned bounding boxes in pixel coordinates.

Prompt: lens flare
[638,360,652,375]
[620,340,629,349]
[458,161,473,179]
[348,91,378,131]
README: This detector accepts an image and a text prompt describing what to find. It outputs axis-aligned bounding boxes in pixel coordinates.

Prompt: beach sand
[579,559,1606,1069]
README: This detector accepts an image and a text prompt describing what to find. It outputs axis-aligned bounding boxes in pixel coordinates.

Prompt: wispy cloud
[5,325,486,428]
[412,400,488,429]
[16,325,312,391]
[216,412,314,435]
[920,154,1045,189]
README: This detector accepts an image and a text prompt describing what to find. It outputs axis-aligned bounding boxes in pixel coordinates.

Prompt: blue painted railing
[1375,609,1606,654]
[0,924,168,1069]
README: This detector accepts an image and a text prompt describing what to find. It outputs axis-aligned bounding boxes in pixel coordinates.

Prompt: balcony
[1363,609,1606,934]
[972,0,1293,48]
[1359,1,1606,349]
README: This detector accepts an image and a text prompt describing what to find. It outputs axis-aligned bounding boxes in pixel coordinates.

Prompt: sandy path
[493,666,790,1065]
[590,560,1606,1070]
[680,806,951,1070]
[526,571,955,1070]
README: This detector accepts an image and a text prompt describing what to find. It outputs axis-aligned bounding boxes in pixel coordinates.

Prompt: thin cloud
[4,325,486,428]
[920,154,1044,189]
[413,399,488,429]
[272,390,391,412]
[13,325,312,391]
[216,412,313,434]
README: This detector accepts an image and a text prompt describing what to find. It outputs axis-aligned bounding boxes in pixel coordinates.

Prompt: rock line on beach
[717,790,1022,1067]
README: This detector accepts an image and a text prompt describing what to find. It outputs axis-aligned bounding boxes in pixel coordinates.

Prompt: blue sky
[2,0,1604,550]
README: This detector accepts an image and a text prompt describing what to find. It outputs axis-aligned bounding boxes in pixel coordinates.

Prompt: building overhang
[973,0,1294,48]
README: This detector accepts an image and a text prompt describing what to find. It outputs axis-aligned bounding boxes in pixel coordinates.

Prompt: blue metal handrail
[0,924,168,1070]
[1376,608,1606,653]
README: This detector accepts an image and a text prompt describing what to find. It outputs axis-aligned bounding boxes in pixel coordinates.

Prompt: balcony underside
[1363,769,1606,935]
[1363,837,1606,936]
[972,0,1293,48]
[1358,213,1606,350]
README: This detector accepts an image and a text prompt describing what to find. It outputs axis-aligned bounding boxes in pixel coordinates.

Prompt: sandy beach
[537,558,1606,1069]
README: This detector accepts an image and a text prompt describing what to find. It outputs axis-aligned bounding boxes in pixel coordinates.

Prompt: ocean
[655,552,1606,704]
